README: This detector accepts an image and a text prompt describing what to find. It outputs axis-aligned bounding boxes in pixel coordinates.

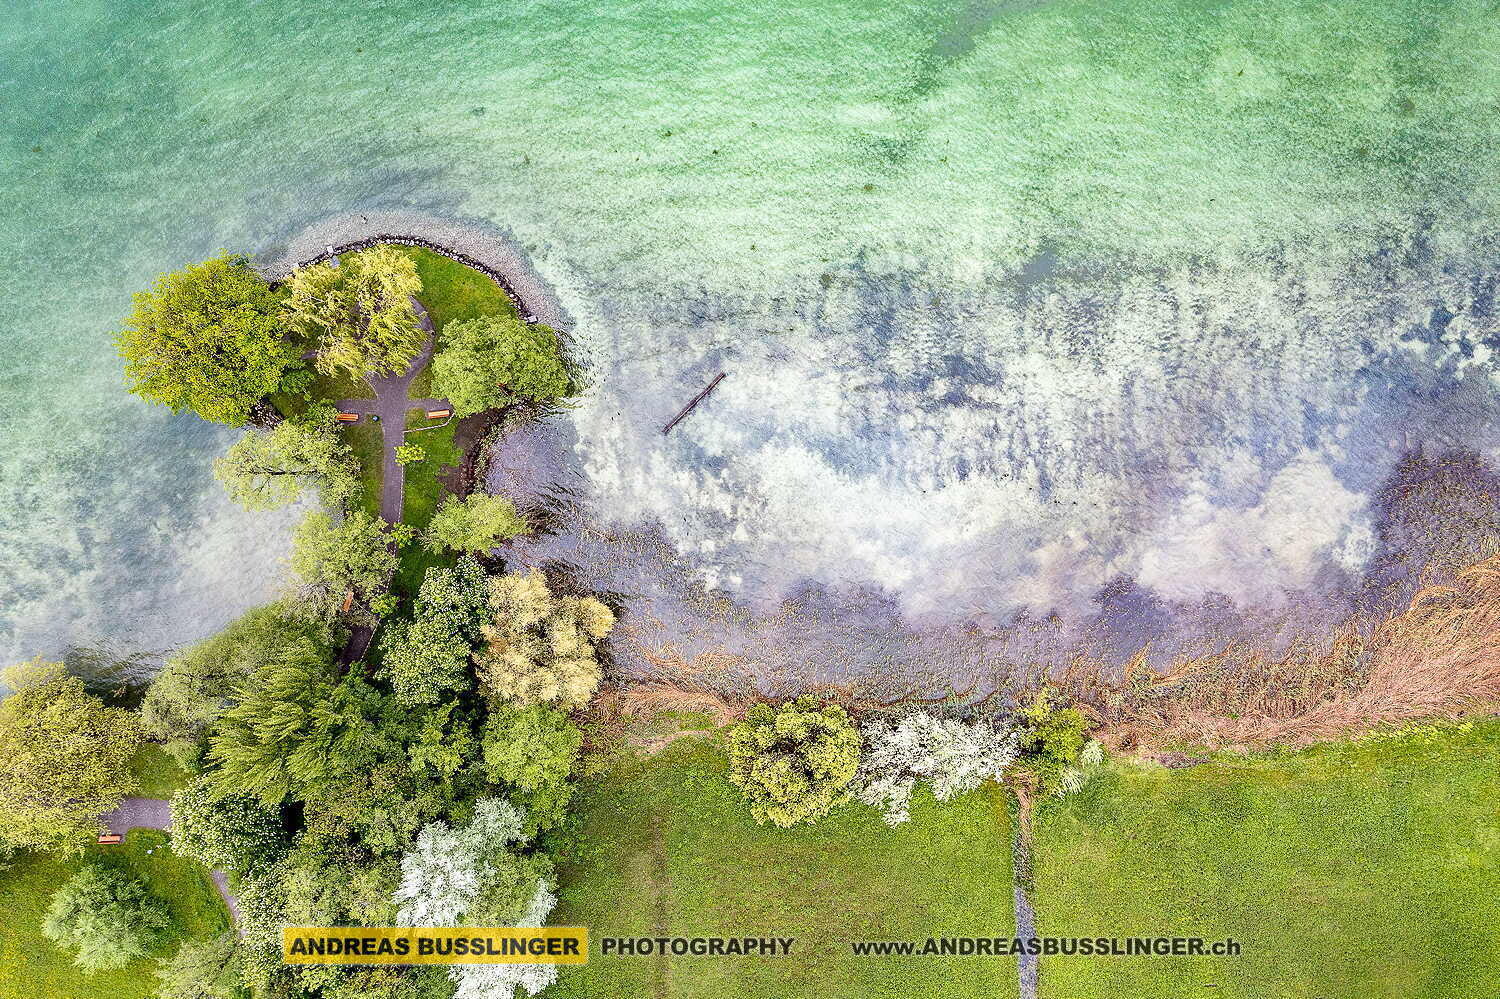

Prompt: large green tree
[117,252,296,426]
[141,602,333,762]
[215,406,360,511]
[726,696,861,828]
[43,863,172,971]
[288,510,413,622]
[0,660,141,851]
[424,492,528,554]
[379,557,489,707]
[431,314,570,417]
[284,246,425,381]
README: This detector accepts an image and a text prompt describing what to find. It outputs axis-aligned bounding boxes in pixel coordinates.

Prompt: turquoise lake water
[2,1,1499,672]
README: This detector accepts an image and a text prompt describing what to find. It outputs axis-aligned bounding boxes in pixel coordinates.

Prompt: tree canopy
[424,493,528,554]
[284,246,425,381]
[0,659,141,851]
[431,315,570,417]
[476,570,614,710]
[379,557,489,707]
[117,252,296,426]
[215,406,360,511]
[288,510,413,622]
[43,863,172,971]
[727,696,861,828]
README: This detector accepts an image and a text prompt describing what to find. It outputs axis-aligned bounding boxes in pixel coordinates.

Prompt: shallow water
[2,0,1499,674]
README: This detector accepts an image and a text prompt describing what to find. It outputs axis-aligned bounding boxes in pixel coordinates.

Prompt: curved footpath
[102,797,242,926]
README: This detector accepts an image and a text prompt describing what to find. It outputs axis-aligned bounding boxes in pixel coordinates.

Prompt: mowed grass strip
[0,830,229,999]
[552,736,1020,999]
[128,744,190,798]
[1031,721,1500,999]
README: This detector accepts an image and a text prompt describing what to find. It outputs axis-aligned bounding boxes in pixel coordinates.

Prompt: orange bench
[336,412,361,423]
[97,833,123,845]
[340,590,354,614]
[426,409,451,420]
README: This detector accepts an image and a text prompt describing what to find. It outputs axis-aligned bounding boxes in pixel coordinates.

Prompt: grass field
[401,246,518,398]
[400,408,461,530]
[127,744,189,798]
[551,735,1020,999]
[342,422,385,519]
[1031,721,1500,999]
[0,831,229,999]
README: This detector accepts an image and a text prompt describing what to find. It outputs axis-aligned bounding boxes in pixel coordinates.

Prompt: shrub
[395,442,426,466]
[476,571,614,710]
[1012,689,1092,797]
[855,712,1019,825]
[726,697,862,828]
[43,863,172,971]
[171,777,287,877]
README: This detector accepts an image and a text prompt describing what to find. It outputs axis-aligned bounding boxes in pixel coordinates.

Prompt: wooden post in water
[662,372,727,435]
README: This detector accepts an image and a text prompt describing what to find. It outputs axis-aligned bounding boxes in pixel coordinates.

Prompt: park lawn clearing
[401,408,460,529]
[1031,720,1500,999]
[128,744,189,798]
[400,246,519,398]
[340,422,384,519]
[551,735,1020,999]
[0,830,229,999]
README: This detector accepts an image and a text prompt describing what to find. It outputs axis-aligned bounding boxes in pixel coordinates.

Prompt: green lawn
[1031,721,1500,999]
[400,408,460,529]
[128,744,189,798]
[399,246,518,398]
[0,831,230,999]
[341,422,385,519]
[551,736,1019,999]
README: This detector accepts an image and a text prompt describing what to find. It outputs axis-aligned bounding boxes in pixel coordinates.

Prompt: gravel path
[101,796,242,926]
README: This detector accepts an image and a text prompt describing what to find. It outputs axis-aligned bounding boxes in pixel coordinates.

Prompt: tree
[284,246,424,381]
[215,406,360,511]
[431,315,570,418]
[449,882,559,999]
[117,252,296,426]
[393,797,530,928]
[379,557,489,707]
[482,705,581,835]
[726,696,861,828]
[206,659,383,806]
[142,603,333,764]
[0,660,141,852]
[155,931,244,999]
[425,493,528,554]
[288,510,413,623]
[854,713,1019,825]
[1011,689,1091,798]
[171,777,287,877]
[475,571,614,710]
[43,863,172,971]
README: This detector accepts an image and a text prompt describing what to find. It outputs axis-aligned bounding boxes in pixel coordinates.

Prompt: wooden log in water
[662,372,727,435]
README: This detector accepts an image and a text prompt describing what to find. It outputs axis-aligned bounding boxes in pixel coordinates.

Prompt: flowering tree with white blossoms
[395,798,561,999]
[854,712,1021,825]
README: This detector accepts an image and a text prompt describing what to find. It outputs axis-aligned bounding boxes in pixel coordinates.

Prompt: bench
[336,412,361,423]
[340,590,354,614]
[97,833,123,845]
[426,409,451,420]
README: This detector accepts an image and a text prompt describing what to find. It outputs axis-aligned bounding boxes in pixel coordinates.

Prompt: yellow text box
[283,927,588,965]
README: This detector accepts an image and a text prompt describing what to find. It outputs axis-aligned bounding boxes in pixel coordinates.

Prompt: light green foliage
[204,646,364,805]
[170,778,287,878]
[141,602,333,761]
[476,570,614,709]
[424,492,528,554]
[214,406,360,511]
[117,252,295,426]
[285,245,424,381]
[0,659,141,852]
[378,556,489,707]
[394,441,426,466]
[156,931,243,999]
[482,704,582,835]
[726,696,861,828]
[289,510,413,623]
[1011,688,1091,798]
[431,315,570,418]
[43,863,171,971]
